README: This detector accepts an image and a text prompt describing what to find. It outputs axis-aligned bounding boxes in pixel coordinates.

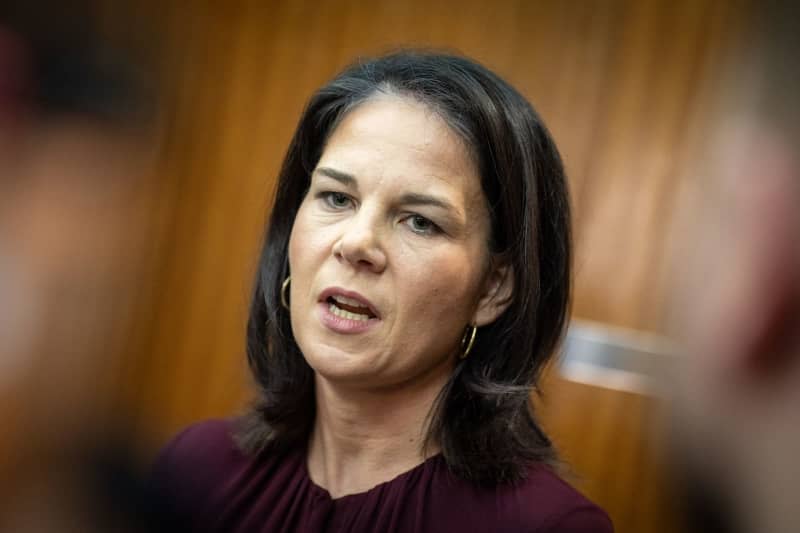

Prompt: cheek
[288,205,337,292]
[398,246,483,319]
[288,204,317,272]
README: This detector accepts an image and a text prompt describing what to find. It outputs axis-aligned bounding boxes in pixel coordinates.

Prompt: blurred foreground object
[0,4,171,530]
[667,1,800,532]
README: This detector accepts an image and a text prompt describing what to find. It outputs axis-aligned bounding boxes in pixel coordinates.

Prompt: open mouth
[326,295,377,321]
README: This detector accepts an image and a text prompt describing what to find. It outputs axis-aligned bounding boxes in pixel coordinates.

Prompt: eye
[404,214,441,236]
[320,191,353,210]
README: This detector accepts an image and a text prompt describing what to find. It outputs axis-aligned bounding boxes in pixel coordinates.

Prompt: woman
[154,51,613,532]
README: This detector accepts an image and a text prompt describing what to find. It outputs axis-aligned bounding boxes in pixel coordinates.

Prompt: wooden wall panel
[91,1,751,531]
[538,373,678,533]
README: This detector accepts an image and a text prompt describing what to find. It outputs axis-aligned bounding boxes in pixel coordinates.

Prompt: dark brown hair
[238,51,571,485]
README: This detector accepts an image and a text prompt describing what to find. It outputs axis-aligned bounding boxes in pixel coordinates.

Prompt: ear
[471,260,514,327]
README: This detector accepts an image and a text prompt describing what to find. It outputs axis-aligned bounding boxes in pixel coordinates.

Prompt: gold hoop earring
[460,325,477,359]
[280,276,291,311]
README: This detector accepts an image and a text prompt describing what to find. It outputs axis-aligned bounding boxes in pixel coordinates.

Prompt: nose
[333,208,387,273]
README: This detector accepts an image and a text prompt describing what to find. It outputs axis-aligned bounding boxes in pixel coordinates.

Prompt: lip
[317,286,381,335]
[318,287,381,319]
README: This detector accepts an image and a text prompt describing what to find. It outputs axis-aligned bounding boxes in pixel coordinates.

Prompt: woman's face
[288,95,511,389]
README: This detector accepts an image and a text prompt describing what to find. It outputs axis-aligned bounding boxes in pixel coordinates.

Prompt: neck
[307,363,452,499]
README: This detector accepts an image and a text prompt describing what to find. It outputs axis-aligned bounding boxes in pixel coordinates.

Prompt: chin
[302,342,385,384]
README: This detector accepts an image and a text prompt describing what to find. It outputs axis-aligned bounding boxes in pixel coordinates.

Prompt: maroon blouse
[152,419,613,532]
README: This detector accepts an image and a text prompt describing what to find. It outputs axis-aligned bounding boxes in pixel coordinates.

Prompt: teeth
[329,302,370,321]
[332,295,368,308]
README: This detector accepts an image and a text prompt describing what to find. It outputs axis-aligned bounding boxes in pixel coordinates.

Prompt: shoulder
[150,419,311,530]
[153,418,241,477]
[149,419,247,514]
[497,464,613,533]
[430,461,613,533]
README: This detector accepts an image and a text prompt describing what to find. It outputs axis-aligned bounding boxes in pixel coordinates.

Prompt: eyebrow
[314,167,356,187]
[397,192,459,214]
